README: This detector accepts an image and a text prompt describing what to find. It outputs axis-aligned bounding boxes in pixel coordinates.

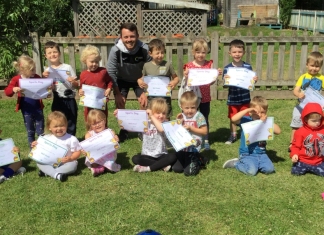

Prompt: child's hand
[168,80,177,90]
[61,156,72,163]
[42,70,49,78]
[105,88,111,97]
[13,87,21,93]
[298,92,305,99]
[292,154,299,163]
[67,76,77,83]
[81,150,87,157]
[253,76,258,83]
[31,141,38,148]
[260,114,267,122]
[138,79,148,89]
[113,109,118,117]
[146,109,153,117]
[183,124,191,131]
[224,74,230,79]
[176,113,183,120]
[13,146,20,153]
[114,135,119,142]
[79,89,84,96]
[217,68,223,76]
[184,68,189,78]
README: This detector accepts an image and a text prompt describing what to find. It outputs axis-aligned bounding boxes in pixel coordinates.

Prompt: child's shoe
[38,170,46,177]
[163,165,171,172]
[223,158,239,168]
[225,135,237,144]
[133,165,150,173]
[0,175,8,184]
[15,167,26,175]
[91,166,105,177]
[56,173,68,182]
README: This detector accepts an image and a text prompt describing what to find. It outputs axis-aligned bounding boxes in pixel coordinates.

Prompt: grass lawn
[1,98,324,234]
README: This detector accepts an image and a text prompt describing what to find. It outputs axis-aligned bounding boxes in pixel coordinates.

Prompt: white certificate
[80,129,119,163]
[0,138,20,167]
[241,117,274,145]
[28,136,68,167]
[187,69,218,86]
[79,84,107,110]
[162,120,196,152]
[224,67,256,90]
[299,87,324,109]
[19,78,53,99]
[117,110,149,132]
[143,76,171,97]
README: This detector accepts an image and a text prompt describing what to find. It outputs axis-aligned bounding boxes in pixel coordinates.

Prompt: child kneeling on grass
[290,102,324,176]
[223,96,281,176]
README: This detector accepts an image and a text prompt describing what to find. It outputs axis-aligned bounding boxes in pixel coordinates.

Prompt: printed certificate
[19,78,53,99]
[143,76,171,97]
[117,110,148,132]
[241,117,274,145]
[48,67,70,80]
[28,136,67,167]
[80,129,119,163]
[187,69,218,86]
[0,138,20,167]
[79,84,107,110]
[224,67,256,90]
[162,120,196,152]
[299,87,324,109]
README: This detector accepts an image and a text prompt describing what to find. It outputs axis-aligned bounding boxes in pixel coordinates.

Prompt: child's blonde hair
[250,96,268,112]
[86,109,106,131]
[192,38,209,55]
[46,111,68,130]
[307,51,323,67]
[80,45,101,64]
[13,55,35,75]
[179,91,198,106]
[148,98,169,115]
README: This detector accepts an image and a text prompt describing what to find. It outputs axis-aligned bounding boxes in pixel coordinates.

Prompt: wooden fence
[290,10,324,34]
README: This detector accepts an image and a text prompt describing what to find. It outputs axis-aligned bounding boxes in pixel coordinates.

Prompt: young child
[4,55,44,147]
[130,98,177,173]
[290,102,324,176]
[183,38,222,150]
[31,111,81,182]
[223,39,258,144]
[288,51,324,152]
[79,45,113,121]
[172,91,208,176]
[222,96,281,176]
[84,109,121,176]
[42,41,79,136]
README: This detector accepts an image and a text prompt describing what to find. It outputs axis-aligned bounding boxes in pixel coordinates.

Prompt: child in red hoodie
[290,102,324,176]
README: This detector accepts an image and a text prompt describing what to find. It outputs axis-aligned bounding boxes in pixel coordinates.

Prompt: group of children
[2,37,324,183]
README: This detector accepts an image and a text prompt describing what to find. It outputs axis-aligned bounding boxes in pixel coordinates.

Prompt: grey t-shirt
[141,121,167,158]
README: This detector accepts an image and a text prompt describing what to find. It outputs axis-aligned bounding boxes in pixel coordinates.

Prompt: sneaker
[204,141,210,150]
[15,167,26,175]
[223,158,239,168]
[91,166,105,177]
[56,173,68,182]
[118,129,129,143]
[38,170,46,177]
[138,132,143,141]
[0,175,7,184]
[163,165,171,172]
[133,165,150,173]
[225,135,237,144]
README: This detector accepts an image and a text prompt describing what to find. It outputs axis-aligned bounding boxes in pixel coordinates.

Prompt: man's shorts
[117,79,144,98]
[290,105,303,128]
[228,103,250,118]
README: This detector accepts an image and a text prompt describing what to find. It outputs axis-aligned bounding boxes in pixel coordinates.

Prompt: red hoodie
[290,103,324,165]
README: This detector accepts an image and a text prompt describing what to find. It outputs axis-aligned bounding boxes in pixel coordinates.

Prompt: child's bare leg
[226,120,237,144]
[8,161,22,172]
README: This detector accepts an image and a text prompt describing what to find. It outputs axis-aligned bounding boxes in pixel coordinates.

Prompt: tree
[279,0,296,28]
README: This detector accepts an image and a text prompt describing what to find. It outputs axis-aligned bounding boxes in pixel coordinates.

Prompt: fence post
[297,10,300,30]
[313,11,317,34]
[31,32,43,75]
[137,3,143,36]
[210,31,219,101]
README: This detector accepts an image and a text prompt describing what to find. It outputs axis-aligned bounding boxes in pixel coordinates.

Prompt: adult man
[107,22,151,141]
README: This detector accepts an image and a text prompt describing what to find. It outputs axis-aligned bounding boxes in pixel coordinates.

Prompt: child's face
[86,54,100,72]
[49,119,67,137]
[152,110,167,123]
[307,116,321,128]
[90,119,106,133]
[149,48,164,64]
[193,49,207,62]
[249,105,267,120]
[45,47,60,64]
[229,46,245,63]
[181,102,197,118]
[306,60,321,76]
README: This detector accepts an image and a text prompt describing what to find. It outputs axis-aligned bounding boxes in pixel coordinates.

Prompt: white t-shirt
[44,133,81,156]
[142,121,167,158]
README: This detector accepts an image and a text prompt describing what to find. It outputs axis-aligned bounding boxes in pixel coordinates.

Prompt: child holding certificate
[42,41,79,136]
[222,39,258,145]
[4,55,44,147]
[79,45,113,121]
[222,96,281,176]
[172,91,208,176]
[32,111,81,182]
[84,110,121,176]
[290,103,324,176]
[288,52,324,152]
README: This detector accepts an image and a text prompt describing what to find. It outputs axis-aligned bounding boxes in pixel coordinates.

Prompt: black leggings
[172,151,201,176]
[132,153,177,171]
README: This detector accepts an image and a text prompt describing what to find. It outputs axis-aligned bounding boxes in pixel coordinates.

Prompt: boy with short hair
[222,96,281,176]
[290,102,324,176]
[288,51,324,152]
[172,91,208,176]
[223,39,258,144]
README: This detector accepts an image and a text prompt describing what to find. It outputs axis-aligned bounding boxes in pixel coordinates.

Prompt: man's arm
[106,47,119,88]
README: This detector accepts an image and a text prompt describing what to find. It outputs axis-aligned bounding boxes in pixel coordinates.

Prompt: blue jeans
[235,153,275,176]
[22,109,44,146]
[291,161,324,176]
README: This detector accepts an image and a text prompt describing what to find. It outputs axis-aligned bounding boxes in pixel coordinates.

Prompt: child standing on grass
[288,51,324,152]
[182,38,222,150]
[222,96,281,176]
[79,45,113,121]
[4,55,44,147]
[84,109,121,176]
[223,39,258,145]
[290,102,324,176]
[42,41,79,136]
[32,111,81,182]
[172,91,208,176]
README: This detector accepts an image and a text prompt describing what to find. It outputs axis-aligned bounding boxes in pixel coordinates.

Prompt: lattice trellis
[142,10,203,36]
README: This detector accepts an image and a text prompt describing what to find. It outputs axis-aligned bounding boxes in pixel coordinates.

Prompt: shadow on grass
[23,158,36,172]
[202,149,218,163]
[75,158,88,175]
[210,128,242,143]
[117,151,133,170]
[267,149,285,163]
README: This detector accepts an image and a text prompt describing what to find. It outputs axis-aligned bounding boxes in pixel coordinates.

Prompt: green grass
[1,98,324,234]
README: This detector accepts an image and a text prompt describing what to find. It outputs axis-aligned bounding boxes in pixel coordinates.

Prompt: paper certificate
[299,87,324,109]
[19,78,53,99]
[187,69,218,86]
[79,84,107,110]
[117,110,148,132]
[241,117,274,145]
[28,136,68,167]
[0,138,20,167]
[80,129,119,163]
[224,67,256,90]
[162,120,196,152]
[143,76,171,97]
[48,67,70,81]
